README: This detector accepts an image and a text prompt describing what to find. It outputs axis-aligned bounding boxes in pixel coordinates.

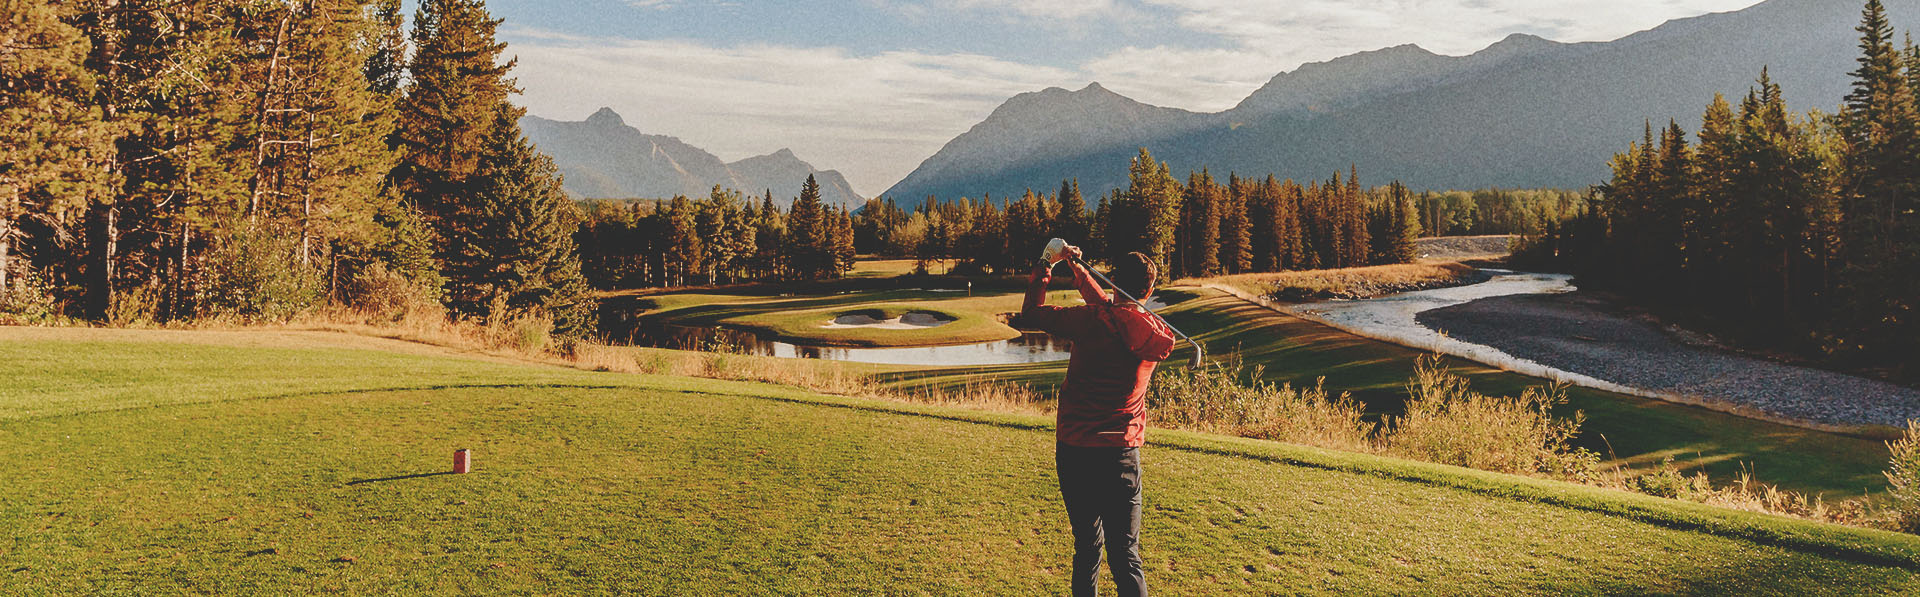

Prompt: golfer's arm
[1022,265,1052,314]
[1068,262,1113,306]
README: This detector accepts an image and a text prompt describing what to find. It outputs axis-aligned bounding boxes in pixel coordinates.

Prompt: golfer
[1018,244,1174,597]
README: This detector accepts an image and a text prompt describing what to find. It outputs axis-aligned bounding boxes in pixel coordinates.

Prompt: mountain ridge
[883,0,1919,203]
[521,109,864,207]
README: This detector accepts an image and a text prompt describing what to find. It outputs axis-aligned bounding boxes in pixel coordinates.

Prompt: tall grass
[1383,356,1599,481]
[1148,358,1374,453]
[1884,420,1920,532]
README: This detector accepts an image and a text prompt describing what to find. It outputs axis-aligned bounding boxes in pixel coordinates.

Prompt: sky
[478,0,1767,194]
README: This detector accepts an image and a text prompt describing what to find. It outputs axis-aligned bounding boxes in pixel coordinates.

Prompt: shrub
[1382,356,1598,480]
[1148,358,1374,453]
[107,284,160,327]
[1886,420,1920,532]
[0,267,64,324]
[202,225,322,322]
[342,261,443,323]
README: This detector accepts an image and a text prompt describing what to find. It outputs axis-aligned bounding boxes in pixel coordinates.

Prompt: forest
[579,155,1427,287]
[2,0,603,335]
[1518,0,1919,380]
[577,153,1587,290]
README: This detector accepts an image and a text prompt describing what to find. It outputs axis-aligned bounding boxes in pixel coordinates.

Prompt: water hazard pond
[623,324,1073,366]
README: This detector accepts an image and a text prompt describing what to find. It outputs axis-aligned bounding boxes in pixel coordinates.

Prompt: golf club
[1041,238,1206,369]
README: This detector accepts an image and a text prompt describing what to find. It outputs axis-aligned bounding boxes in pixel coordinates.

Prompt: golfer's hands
[1063,245,1083,262]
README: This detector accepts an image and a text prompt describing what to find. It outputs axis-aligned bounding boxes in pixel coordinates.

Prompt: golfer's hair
[1113,252,1156,299]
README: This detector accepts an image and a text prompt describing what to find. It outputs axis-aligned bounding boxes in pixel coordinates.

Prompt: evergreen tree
[1220,173,1252,274]
[1054,179,1089,245]
[0,0,112,298]
[443,110,590,336]
[1839,0,1918,342]
[363,0,406,97]
[1184,170,1222,277]
[1126,149,1183,272]
[661,195,700,286]
[787,174,827,280]
[830,205,856,276]
[391,0,517,231]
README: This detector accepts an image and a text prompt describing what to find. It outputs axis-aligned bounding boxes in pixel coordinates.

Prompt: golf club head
[1188,344,1205,370]
[1041,238,1070,264]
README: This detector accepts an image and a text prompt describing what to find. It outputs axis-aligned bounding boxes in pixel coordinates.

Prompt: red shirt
[1018,263,1175,448]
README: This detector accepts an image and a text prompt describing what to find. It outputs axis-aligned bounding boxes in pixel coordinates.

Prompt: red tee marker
[454,449,471,474]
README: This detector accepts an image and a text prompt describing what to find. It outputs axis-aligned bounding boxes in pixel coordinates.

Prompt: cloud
[625,0,676,9]
[940,0,1121,20]
[506,32,1080,194]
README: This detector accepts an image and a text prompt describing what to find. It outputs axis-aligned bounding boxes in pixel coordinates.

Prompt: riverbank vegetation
[1195,262,1482,301]
[1515,0,1920,382]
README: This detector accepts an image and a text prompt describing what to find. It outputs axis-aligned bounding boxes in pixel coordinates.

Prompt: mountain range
[520,108,863,207]
[885,0,1920,203]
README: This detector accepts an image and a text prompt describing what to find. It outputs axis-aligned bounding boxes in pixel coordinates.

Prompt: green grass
[629,286,1091,347]
[4,328,1918,594]
[882,288,1893,498]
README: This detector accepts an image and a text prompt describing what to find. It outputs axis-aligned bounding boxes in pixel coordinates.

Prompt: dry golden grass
[1191,262,1480,301]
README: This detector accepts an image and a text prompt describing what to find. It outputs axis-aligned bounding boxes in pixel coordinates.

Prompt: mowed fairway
[4,329,1919,594]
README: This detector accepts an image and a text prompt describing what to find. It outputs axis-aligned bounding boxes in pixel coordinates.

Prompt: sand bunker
[823,311,955,330]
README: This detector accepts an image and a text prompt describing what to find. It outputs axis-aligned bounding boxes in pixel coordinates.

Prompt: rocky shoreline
[1417,292,1920,431]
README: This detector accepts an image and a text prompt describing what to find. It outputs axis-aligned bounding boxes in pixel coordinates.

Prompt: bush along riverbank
[1196,262,1488,302]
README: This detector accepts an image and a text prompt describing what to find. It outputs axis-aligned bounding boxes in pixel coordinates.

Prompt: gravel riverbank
[1417,293,1920,430]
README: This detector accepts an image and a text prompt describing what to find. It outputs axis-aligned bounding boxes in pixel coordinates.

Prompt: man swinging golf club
[1017,239,1177,597]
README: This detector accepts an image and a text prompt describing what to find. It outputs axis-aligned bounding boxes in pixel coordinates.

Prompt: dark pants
[1056,443,1147,597]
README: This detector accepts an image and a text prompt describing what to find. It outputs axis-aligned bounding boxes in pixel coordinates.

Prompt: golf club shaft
[1069,258,1204,363]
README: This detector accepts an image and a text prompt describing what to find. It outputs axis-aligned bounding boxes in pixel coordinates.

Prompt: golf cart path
[1203,272,1920,434]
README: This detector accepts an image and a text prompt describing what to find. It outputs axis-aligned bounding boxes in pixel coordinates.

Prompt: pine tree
[1054,179,1089,245]
[696,186,740,284]
[1126,149,1183,272]
[443,110,590,336]
[1220,173,1252,274]
[787,174,826,280]
[0,0,112,298]
[1184,170,1222,277]
[830,205,856,276]
[1274,177,1303,270]
[1694,93,1739,292]
[391,0,518,231]
[662,195,700,286]
[363,0,406,97]
[1341,165,1368,268]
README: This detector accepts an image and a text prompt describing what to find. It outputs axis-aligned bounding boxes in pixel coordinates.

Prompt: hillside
[521,108,863,207]
[4,327,1919,594]
[884,0,1920,202]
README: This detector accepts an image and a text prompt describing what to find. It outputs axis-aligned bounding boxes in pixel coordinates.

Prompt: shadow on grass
[346,471,458,486]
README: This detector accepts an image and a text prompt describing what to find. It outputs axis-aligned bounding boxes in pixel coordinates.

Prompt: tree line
[1519,0,1919,379]
[577,175,856,288]
[2,0,591,336]
[1414,188,1584,238]
[580,149,1433,290]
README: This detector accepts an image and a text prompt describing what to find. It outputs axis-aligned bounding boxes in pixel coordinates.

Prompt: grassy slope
[884,288,1892,498]
[3,329,1918,594]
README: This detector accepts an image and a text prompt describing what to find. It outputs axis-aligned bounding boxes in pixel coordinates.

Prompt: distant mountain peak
[586,107,624,127]
[1477,32,1561,57]
[1080,81,1111,93]
[519,112,862,205]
